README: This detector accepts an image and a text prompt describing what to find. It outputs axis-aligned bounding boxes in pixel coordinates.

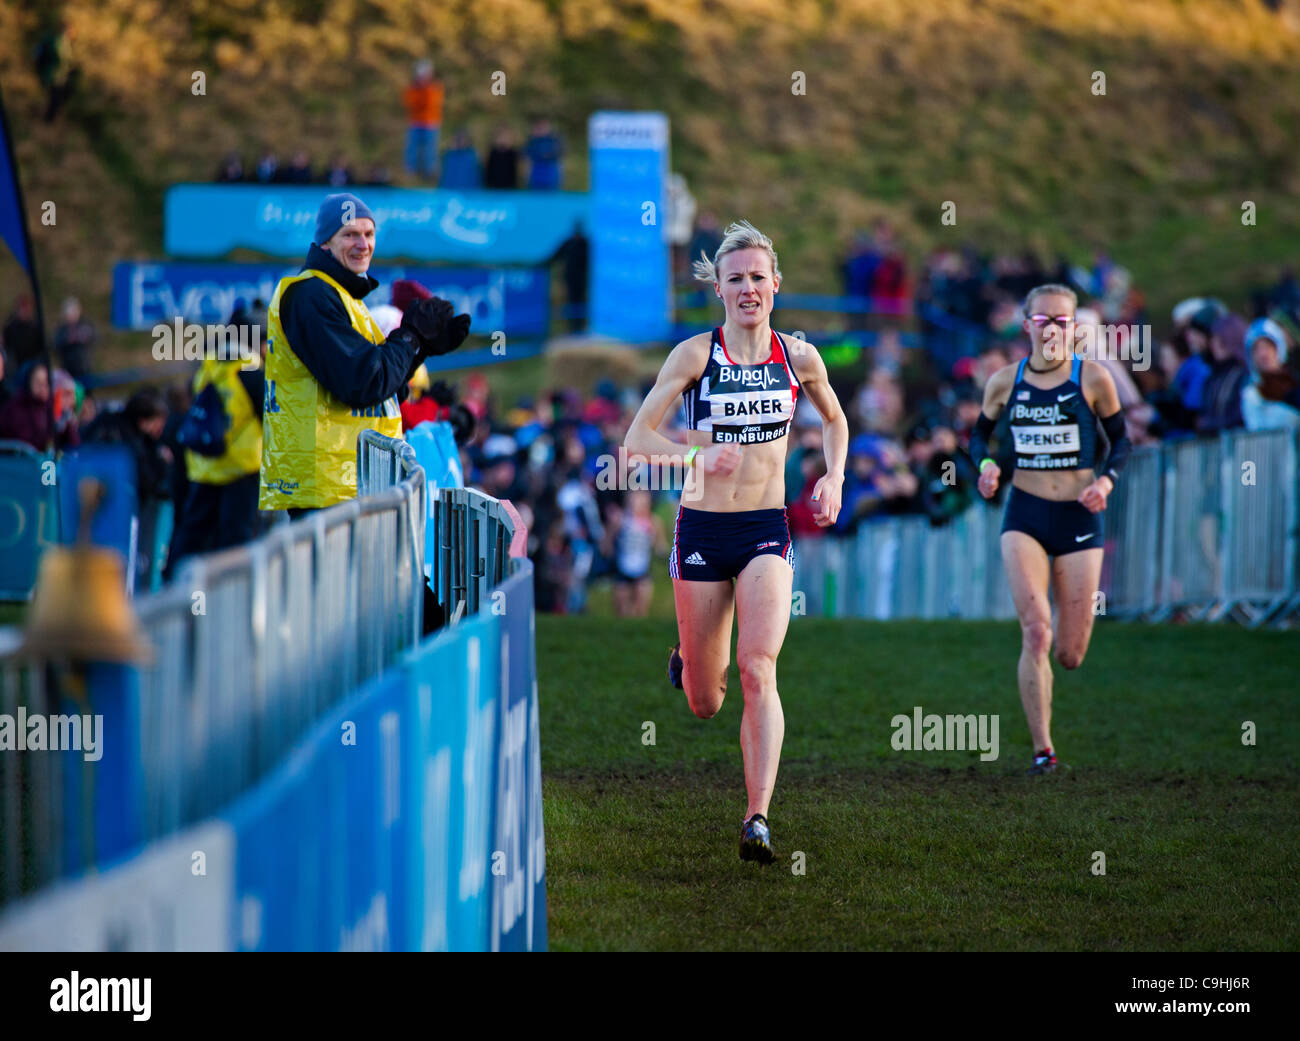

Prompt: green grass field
[537,615,1300,951]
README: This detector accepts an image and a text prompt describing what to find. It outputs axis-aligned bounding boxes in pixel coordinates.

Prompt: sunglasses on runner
[1028,314,1075,328]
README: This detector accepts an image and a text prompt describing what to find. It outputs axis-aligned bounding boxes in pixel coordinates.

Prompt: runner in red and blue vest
[969,284,1131,777]
[624,220,849,863]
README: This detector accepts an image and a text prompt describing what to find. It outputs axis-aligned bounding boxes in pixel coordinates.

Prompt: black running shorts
[1001,485,1104,557]
[669,506,795,581]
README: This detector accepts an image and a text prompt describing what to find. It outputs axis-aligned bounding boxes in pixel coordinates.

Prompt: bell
[16,477,153,665]
[18,547,153,664]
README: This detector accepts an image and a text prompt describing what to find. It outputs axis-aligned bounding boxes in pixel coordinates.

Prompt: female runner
[624,220,848,862]
[970,284,1130,775]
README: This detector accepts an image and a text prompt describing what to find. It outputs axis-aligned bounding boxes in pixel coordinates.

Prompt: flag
[0,83,35,278]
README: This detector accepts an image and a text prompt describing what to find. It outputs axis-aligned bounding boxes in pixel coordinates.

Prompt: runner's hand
[977,461,1000,499]
[811,473,842,527]
[1077,476,1112,514]
[698,443,741,476]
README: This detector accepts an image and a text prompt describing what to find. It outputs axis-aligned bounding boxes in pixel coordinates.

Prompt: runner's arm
[787,338,847,483]
[968,364,1014,471]
[624,336,710,465]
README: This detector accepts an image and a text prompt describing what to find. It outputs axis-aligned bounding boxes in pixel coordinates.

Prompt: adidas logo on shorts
[685,551,707,565]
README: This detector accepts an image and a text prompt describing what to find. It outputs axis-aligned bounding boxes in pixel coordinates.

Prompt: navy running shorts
[669,506,795,581]
[1001,485,1104,557]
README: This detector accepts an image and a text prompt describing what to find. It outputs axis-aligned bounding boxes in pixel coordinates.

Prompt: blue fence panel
[56,445,137,585]
[226,669,407,951]
[0,445,58,600]
[492,562,547,951]
[403,611,499,951]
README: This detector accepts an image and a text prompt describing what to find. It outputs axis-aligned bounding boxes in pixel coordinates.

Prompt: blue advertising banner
[227,670,408,951]
[0,447,57,599]
[491,562,547,952]
[113,261,550,337]
[588,112,672,342]
[403,614,499,951]
[165,184,588,265]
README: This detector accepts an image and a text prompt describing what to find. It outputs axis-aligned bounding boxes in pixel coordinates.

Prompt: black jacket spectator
[3,299,44,370]
[1197,356,1247,435]
[82,393,170,503]
[485,139,520,189]
[54,299,96,385]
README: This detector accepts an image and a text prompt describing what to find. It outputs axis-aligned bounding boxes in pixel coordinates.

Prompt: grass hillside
[3,0,1300,380]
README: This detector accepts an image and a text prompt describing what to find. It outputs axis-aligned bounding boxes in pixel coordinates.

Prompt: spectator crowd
[212,61,566,193]
[4,232,1299,613]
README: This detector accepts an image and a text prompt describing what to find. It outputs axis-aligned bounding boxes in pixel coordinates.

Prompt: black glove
[400,296,454,352]
[430,312,472,357]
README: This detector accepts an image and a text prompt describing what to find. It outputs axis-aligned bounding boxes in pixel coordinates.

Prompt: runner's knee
[738,651,776,698]
[1021,619,1052,659]
[684,668,726,718]
[1055,644,1086,670]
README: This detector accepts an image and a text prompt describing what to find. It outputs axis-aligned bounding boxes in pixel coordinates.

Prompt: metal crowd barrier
[1,436,426,905]
[793,428,1300,628]
[359,429,518,620]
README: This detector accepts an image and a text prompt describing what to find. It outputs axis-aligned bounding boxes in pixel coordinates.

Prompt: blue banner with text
[113,261,549,337]
[165,184,588,265]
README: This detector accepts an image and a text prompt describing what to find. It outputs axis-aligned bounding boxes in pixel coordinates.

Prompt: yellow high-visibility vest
[259,269,402,509]
[185,358,263,485]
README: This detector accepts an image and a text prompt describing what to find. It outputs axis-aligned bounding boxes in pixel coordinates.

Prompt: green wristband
[684,446,700,468]
[979,457,996,473]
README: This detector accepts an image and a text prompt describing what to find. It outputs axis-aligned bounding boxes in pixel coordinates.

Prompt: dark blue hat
[314,192,375,246]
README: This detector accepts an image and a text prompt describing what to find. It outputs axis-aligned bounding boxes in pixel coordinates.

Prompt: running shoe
[739,813,775,864]
[668,642,683,690]
[1027,749,1058,776]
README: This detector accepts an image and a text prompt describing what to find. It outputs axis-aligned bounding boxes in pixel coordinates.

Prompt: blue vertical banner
[588,112,672,343]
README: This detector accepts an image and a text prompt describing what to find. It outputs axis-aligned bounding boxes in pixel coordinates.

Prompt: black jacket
[279,244,420,408]
[83,410,169,502]
[1197,357,1247,435]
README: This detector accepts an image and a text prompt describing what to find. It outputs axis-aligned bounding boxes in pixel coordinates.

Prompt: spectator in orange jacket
[403,60,445,181]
